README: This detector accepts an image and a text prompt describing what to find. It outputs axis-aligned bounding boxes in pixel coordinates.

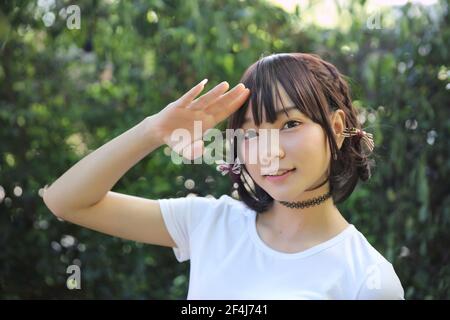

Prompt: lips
[264,168,296,182]
[263,168,296,176]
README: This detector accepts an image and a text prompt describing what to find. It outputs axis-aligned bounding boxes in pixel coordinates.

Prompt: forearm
[43,115,163,215]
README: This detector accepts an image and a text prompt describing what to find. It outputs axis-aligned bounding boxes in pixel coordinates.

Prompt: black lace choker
[278,178,332,209]
[279,191,332,209]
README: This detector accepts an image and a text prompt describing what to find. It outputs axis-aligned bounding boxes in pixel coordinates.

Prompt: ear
[331,109,346,149]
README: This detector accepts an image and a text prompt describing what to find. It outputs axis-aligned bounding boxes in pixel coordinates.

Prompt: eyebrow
[243,106,300,125]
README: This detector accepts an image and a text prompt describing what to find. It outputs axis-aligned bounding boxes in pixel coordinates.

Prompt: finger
[177,79,209,106]
[188,81,230,110]
[212,88,250,123]
[204,83,246,113]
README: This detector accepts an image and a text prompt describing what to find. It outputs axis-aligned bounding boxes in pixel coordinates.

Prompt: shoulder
[215,194,251,211]
[158,193,243,211]
[159,193,250,228]
[344,226,405,299]
[201,194,252,221]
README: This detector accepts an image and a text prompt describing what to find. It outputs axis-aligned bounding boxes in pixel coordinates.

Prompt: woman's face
[238,84,344,201]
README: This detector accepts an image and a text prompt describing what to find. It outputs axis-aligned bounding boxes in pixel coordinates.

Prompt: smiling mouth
[263,168,296,177]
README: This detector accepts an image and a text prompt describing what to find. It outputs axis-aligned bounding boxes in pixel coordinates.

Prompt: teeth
[267,170,290,176]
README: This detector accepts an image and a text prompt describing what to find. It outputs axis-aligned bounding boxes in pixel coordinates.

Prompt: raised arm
[43,79,249,247]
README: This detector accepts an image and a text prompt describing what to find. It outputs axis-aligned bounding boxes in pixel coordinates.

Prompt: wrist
[140,114,165,149]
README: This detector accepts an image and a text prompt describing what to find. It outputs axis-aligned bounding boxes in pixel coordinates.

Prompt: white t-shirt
[158,194,405,300]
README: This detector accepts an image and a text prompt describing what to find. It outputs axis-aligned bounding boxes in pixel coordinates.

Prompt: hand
[152,79,250,160]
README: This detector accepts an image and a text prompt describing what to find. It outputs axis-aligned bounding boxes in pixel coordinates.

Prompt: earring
[342,127,375,153]
[216,157,242,176]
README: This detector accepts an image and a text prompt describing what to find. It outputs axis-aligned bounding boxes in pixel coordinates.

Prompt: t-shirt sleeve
[355,261,405,300]
[157,196,215,263]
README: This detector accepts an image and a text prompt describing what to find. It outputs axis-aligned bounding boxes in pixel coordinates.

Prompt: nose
[258,129,284,174]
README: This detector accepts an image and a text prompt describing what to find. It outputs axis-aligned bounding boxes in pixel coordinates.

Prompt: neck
[258,174,348,241]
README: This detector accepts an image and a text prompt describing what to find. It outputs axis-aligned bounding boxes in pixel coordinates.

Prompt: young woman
[43,52,404,300]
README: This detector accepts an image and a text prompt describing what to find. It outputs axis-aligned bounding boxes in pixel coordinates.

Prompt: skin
[240,83,350,253]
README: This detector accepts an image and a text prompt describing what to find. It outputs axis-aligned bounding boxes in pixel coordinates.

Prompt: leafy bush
[0,0,448,299]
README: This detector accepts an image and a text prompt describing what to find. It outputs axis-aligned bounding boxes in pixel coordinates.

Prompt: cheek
[286,127,328,164]
[238,139,259,164]
[238,141,265,179]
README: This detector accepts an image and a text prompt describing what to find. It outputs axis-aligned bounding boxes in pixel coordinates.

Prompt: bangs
[228,53,329,130]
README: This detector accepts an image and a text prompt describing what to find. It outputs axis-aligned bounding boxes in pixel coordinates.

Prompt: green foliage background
[0,0,448,299]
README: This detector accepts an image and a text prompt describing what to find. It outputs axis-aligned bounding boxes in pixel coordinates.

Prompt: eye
[282,120,302,130]
[243,129,258,140]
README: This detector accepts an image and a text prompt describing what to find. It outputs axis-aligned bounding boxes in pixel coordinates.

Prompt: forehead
[242,81,305,126]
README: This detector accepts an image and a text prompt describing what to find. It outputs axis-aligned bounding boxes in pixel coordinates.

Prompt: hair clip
[216,157,242,176]
[342,127,375,153]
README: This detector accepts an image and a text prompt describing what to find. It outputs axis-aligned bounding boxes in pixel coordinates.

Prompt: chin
[265,190,302,202]
[267,183,310,199]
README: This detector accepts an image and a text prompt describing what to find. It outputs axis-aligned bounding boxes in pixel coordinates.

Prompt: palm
[156,80,250,160]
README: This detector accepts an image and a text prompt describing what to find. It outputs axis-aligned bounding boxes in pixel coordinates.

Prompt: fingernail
[217,81,228,88]
[200,79,208,86]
